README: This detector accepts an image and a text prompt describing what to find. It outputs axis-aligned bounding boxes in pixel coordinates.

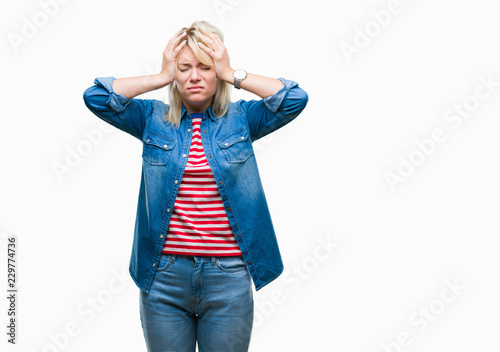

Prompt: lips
[188,86,204,92]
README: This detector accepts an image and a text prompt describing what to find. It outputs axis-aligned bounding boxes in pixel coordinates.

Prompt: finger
[174,28,186,38]
[165,31,187,55]
[197,41,213,56]
[206,32,223,46]
[197,32,216,49]
[173,30,187,46]
[209,33,220,42]
[173,39,187,55]
[166,30,186,48]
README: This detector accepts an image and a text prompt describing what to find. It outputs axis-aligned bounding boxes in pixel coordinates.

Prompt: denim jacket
[83,76,308,293]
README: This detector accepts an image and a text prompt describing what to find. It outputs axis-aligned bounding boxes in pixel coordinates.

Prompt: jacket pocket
[142,132,176,166]
[217,128,254,164]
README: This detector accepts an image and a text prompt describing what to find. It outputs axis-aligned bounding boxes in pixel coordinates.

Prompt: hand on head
[197,32,233,82]
[160,30,188,84]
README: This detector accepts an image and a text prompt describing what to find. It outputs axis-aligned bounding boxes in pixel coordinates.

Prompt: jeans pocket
[215,256,247,273]
[156,254,174,272]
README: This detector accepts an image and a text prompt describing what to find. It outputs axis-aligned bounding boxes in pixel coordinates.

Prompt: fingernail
[197,42,203,46]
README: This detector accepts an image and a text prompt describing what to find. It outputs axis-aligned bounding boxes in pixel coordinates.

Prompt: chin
[188,96,209,104]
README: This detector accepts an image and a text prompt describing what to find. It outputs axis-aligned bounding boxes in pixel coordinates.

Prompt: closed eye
[178,66,210,72]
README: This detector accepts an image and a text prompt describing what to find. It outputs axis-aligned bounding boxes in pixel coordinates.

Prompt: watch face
[234,70,246,80]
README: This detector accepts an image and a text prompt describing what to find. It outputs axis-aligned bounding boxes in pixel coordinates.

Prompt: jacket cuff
[262,78,299,113]
[93,76,131,112]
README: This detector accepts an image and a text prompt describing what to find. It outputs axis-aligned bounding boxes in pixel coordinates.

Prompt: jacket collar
[181,104,218,121]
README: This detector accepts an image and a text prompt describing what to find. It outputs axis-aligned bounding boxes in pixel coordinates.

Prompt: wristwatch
[233,69,247,89]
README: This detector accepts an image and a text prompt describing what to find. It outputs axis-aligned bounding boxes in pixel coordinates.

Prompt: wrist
[220,68,235,84]
[155,73,174,87]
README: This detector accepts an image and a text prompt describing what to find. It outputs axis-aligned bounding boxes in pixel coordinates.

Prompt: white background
[1,0,500,351]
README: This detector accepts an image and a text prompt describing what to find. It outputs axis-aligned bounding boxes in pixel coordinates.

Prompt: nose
[189,67,201,82]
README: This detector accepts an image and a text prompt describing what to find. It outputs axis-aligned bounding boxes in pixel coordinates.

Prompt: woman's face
[175,46,217,114]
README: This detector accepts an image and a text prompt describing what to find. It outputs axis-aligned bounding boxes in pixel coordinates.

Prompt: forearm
[197,33,284,98]
[112,73,172,99]
[222,71,284,99]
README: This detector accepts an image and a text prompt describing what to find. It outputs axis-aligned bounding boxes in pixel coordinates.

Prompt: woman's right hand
[111,30,187,99]
[160,30,188,84]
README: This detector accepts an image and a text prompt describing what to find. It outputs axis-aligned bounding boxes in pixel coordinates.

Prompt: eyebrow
[178,62,210,67]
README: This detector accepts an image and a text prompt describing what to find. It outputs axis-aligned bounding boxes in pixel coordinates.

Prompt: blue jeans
[139,254,254,352]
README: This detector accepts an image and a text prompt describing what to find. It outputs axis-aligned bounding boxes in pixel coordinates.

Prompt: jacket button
[163,145,168,149]
[187,129,191,132]
[219,180,223,185]
[208,154,212,158]
[183,154,187,158]
[225,143,229,146]
[241,136,245,140]
[146,139,150,143]
[227,207,231,212]
[203,130,207,133]
[248,260,252,265]
[174,180,179,184]
[237,233,241,237]
[160,235,164,239]
[152,263,156,267]
[167,208,171,212]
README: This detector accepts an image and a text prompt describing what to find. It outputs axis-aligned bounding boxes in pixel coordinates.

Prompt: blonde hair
[164,21,231,127]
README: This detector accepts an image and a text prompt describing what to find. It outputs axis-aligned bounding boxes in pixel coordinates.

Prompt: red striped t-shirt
[162,115,242,256]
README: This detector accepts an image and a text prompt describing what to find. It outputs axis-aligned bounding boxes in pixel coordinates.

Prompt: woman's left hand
[197,33,234,83]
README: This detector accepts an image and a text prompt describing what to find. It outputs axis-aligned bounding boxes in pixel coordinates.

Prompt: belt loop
[211,257,216,265]
[171,254,176,263]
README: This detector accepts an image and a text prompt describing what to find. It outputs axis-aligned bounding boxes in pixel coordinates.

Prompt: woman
[83,20,308,352]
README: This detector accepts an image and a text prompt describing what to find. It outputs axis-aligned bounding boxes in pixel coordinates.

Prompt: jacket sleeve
[82,76,154,140]
[240,78,309,142]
